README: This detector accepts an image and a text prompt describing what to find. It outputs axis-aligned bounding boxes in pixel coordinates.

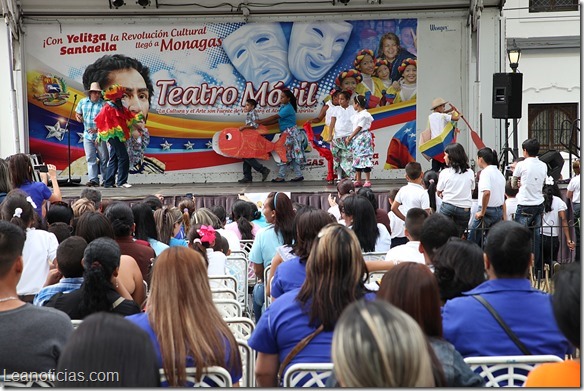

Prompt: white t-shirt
[505,198,518,221]
[328,204,341,222]
[437,167,475,208]
[541,196,567,237]
[478,165,506,207]
[395,182,430,218]
[388,210,405,239]
[428,112,452,138]
[330,105,356,138]
[206,248,227,277]
[567,174,580,204]
[384,241,424,264]
[217,228,241,253]
[351,109,374,133]
[374,223,392,252]
[513,157,547,206]
[17,228,58,296]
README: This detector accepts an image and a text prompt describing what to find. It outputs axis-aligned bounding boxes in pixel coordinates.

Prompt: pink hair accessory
[197,225,216,244]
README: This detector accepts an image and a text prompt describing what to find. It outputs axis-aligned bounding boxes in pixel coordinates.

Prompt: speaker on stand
[492,72,523,172]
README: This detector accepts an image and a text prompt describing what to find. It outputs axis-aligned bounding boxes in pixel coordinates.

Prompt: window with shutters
[529,0,579,12]
[528,103,578,152]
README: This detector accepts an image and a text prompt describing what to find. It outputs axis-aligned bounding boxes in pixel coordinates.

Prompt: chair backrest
[263,264,272,309]
[225,256,249,310]
[362,251,387,261]
[283,363,334,387]
[0,373,54,387]
[158,366,232,387]
[464,354,564,387]
[367,271,387,285]
[214,299,242,318]
[71,319,83,329]
[236,338,254,387]
[211,288,237,301]
[209,275,237,293]
[239,240,254,256]
[225,317,255,340]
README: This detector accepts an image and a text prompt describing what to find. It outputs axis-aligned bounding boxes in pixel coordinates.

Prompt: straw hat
[88,82,102,92]
[431,97,448,110]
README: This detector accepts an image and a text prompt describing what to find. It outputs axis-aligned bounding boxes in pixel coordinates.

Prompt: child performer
[353,49,385,109]
[329,91,356,182]
[237,98,271,183]
[346,95,374,188]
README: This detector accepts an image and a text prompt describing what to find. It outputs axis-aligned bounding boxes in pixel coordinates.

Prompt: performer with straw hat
[420,97,461,172]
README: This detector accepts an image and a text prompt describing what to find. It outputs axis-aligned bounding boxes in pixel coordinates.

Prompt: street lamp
[507,39,521,159]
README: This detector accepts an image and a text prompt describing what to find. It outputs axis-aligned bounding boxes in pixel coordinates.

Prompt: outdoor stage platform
[58,178,408,212]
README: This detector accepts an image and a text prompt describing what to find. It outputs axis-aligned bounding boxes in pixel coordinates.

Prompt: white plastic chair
[0,373,55,387]
[236,338,254,387]
[367,271,387,285]
[158,366,233,387]
[71,319,83,329]
[283,363,334,387]
[208,275,237,293]
[263,264,272,309]
[211,288,237,301]
[239,240,254,256]
[362,251,387,261]
[225,317,255,340]
[225,256,249,311]
[464,354,564,387]
[214,299,242,318]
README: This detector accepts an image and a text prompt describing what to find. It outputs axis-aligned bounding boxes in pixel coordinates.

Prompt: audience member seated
[44,237,141,319]
[187,224,226,276]
[357,187,391,233]
[249,192,295,322]
[75,211,145,306]
[378,262,484,387]
[131,202,169,256]
[143,194,163,211]
[34,236,86,306]
[442,221,571,358]
[1,190,58,302]
[433,238,486,304]
[0,220,73,373]
[105,202,155,283]
[79,187,102,211]
[47,221,72,243]
[332,300,435,387]
[71,197,95,219]
[193,207,241,251]
[127,247,242,387]
[46,201,73,226]
[225,200,260,240]
[209,204,242,251]
[419,212,459,268]
[379,208,428,270]
[270,207,335,299]
[327,178,355,221]
[248,223,373,387]
[56,313,160,387]
[342,194,391,252]
[154,207,188,247]
[525,262,580,387]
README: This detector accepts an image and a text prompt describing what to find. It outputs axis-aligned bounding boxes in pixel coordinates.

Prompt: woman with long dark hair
[249,223,372,386]
[342,194,391,252]
[44,237,141,319]
[225,199,259,240]
[436,143,475,237]
[258,89,307,182]
[249,191,295,321]
[132,202,169,256]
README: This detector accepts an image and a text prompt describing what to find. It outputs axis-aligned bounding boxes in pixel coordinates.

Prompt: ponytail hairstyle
[423,170,439,213]
[354,95,367,109]
[246,201,262,221]
[7,153,34,188]
[0,189,36,230]
[230,200,254,240]
[187,223,216,266]
[477,147,498,168]
[265,192,296,246]
[543,177,561,213]
[177,198,196,235]
[282,89,297,112]
[80,237,121,315]
[337,178,355,197]
[153,207,183,245]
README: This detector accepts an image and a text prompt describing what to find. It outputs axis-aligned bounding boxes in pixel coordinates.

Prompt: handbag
[472,294,532,355]
[277,324,324,384]
[321,125,333,142]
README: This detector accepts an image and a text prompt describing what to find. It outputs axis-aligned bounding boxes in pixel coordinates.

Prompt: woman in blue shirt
[257,89,307,182]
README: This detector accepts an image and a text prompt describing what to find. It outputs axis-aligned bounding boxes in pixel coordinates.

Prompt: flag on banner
[385,120,417,169]
[419,121,457,161]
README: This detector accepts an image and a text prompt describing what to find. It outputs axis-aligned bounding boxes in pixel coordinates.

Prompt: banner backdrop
[25,19,418,180]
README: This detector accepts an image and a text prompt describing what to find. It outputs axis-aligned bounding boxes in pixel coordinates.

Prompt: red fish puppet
[212,128,288,163]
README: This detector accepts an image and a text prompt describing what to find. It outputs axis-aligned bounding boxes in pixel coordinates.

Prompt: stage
[58,178,408,212]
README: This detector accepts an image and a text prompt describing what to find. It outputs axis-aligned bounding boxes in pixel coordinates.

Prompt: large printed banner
[25,19,418,178]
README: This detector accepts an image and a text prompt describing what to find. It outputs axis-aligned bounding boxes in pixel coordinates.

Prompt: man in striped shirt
[75,81,106,187]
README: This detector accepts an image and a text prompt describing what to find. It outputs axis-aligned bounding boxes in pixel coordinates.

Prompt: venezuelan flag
[419,121,457,160]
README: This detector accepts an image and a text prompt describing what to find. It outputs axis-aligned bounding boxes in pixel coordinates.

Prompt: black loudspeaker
[539,150,564,182]
[492,73,523,119]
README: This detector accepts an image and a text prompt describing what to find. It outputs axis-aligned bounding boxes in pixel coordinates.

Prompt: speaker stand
[57,94,82,187]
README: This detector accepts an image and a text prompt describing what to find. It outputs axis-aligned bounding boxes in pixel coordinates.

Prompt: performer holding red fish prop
[212,128,288,163]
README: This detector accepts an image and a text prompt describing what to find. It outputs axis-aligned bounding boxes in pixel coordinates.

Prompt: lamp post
[507,40,521,159]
